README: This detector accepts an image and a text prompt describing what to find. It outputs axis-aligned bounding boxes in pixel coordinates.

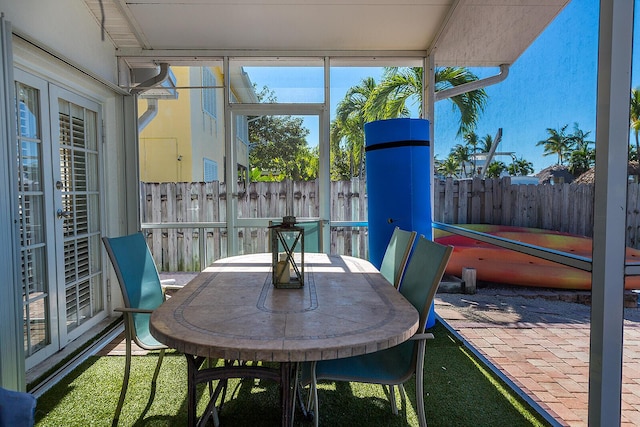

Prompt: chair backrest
[399,235,453,332]
[102,233,165,344]
[269,220,323,253]
[379,227,417,288]
[380,236,452,383]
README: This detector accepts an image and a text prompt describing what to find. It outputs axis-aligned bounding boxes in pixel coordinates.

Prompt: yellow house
[138,66,255,182]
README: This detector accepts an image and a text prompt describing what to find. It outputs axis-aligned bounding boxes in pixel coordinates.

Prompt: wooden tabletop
[150,253,419,362]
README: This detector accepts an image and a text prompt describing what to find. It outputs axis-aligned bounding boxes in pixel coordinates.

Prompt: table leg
[186,355,198,426]
[186,354,295,427]
[281,362,295,427]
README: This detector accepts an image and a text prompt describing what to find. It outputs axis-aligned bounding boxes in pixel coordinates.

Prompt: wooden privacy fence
[141,177,640,271]
[140,179,367,271]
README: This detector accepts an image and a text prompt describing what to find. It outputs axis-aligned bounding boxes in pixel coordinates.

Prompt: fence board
[443,178,456,223]
[540,184,552,230]
[457,179,469,224]
[470,177,482,223]
[166,183,177,271]
[141,179,640,271]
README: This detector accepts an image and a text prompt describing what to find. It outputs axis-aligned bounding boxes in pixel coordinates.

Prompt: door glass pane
[21,141,41,191]
[19,194,45,245]
[22,247,48,354]
[58,98,103,332]
[16,82,50,356]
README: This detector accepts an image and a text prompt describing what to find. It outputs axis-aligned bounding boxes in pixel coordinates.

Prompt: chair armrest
[161,284,184,291]
[410,332,435,341]
[114,307,154,314]
[160,278,184,292]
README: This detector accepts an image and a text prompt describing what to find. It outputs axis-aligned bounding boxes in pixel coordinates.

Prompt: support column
[589,1,634,425]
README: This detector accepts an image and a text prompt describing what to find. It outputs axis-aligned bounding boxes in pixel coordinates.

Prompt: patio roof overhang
[71,1,640,425]
[84,0,569,67]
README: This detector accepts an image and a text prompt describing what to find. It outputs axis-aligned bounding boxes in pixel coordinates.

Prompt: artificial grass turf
[34,321,552,427]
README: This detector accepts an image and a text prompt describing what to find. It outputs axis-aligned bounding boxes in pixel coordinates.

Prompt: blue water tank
[364,118,436,328]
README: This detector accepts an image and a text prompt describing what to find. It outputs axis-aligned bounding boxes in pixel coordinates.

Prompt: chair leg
[312,362,319,427]
[151,348,166,386]
[112,331,133,426]
[398,383,406,400]
[291,363,299,427]
[388,385,399,415]
[415,341,427,427]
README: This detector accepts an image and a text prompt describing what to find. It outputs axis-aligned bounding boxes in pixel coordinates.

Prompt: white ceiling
[84,0,569,67]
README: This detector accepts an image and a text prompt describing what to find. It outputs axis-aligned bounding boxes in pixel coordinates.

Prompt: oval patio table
[150,252,419,427]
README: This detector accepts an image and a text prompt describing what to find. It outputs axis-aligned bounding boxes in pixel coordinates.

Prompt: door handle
[56,209,72,219]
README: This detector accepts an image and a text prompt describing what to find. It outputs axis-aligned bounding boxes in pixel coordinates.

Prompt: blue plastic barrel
[364,118,436,328]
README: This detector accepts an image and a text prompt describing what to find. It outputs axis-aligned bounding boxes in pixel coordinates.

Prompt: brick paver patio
[436,288,640,427]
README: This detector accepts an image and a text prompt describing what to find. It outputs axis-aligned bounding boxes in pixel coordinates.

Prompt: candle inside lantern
[276,253,291,283]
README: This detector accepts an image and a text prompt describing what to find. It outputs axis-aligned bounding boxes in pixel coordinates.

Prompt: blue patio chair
[376,226,417,411]
[0,387,36,427]
[299,236,453,427]
[102,232,184,426]
[379,227,417,289]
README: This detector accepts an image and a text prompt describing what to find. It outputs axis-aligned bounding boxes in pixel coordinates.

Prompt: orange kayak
[434,224,640,290]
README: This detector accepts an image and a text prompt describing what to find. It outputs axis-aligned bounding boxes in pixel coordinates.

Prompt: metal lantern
[270,216,304,288]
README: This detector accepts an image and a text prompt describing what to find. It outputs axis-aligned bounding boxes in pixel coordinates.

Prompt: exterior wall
[0,3,131,388]
[139,66,227,183]
[138,69,193,182]
[188,67,224,182]
[0,0,118,85]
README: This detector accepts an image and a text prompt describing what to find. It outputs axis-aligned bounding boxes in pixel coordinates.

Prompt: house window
[204,158,218,182]
[202,68,217,118]
[236,114,248,145]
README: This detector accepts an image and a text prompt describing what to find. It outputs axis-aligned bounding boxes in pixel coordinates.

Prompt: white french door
[16,70,105,369]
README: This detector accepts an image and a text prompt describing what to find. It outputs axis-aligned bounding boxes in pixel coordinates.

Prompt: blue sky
[247,0,639,174]
[435,0,601,173]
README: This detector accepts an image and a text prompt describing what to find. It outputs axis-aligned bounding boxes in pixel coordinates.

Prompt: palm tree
[331,77,378,178]
[536,124,573,165]
[485,161,507,178]
[630,88,640,161]
[436,155,460,178]
[567,123,595,176]
[463,131,480,175]
[364,67,488,136]
[507,157,534,176]
[451,144,472,177]
[479,134,494,153]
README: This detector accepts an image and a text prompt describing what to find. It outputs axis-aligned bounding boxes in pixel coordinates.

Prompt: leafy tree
[630,87,640,161]
[330,138,352,181]
[330,78,377,179]
[567,123,595,176]
[451,144,472,177]
[630,144,638,163]
[249,167,284,182]
[463,131,480,175]
[436,155,460,178]
[248,86,316,181]
[485,161,507,178]
[479,134,494,153]
[507,157,534,176]
[329,66,488,180]
[364,67,488,136]
[536,124,573,165]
